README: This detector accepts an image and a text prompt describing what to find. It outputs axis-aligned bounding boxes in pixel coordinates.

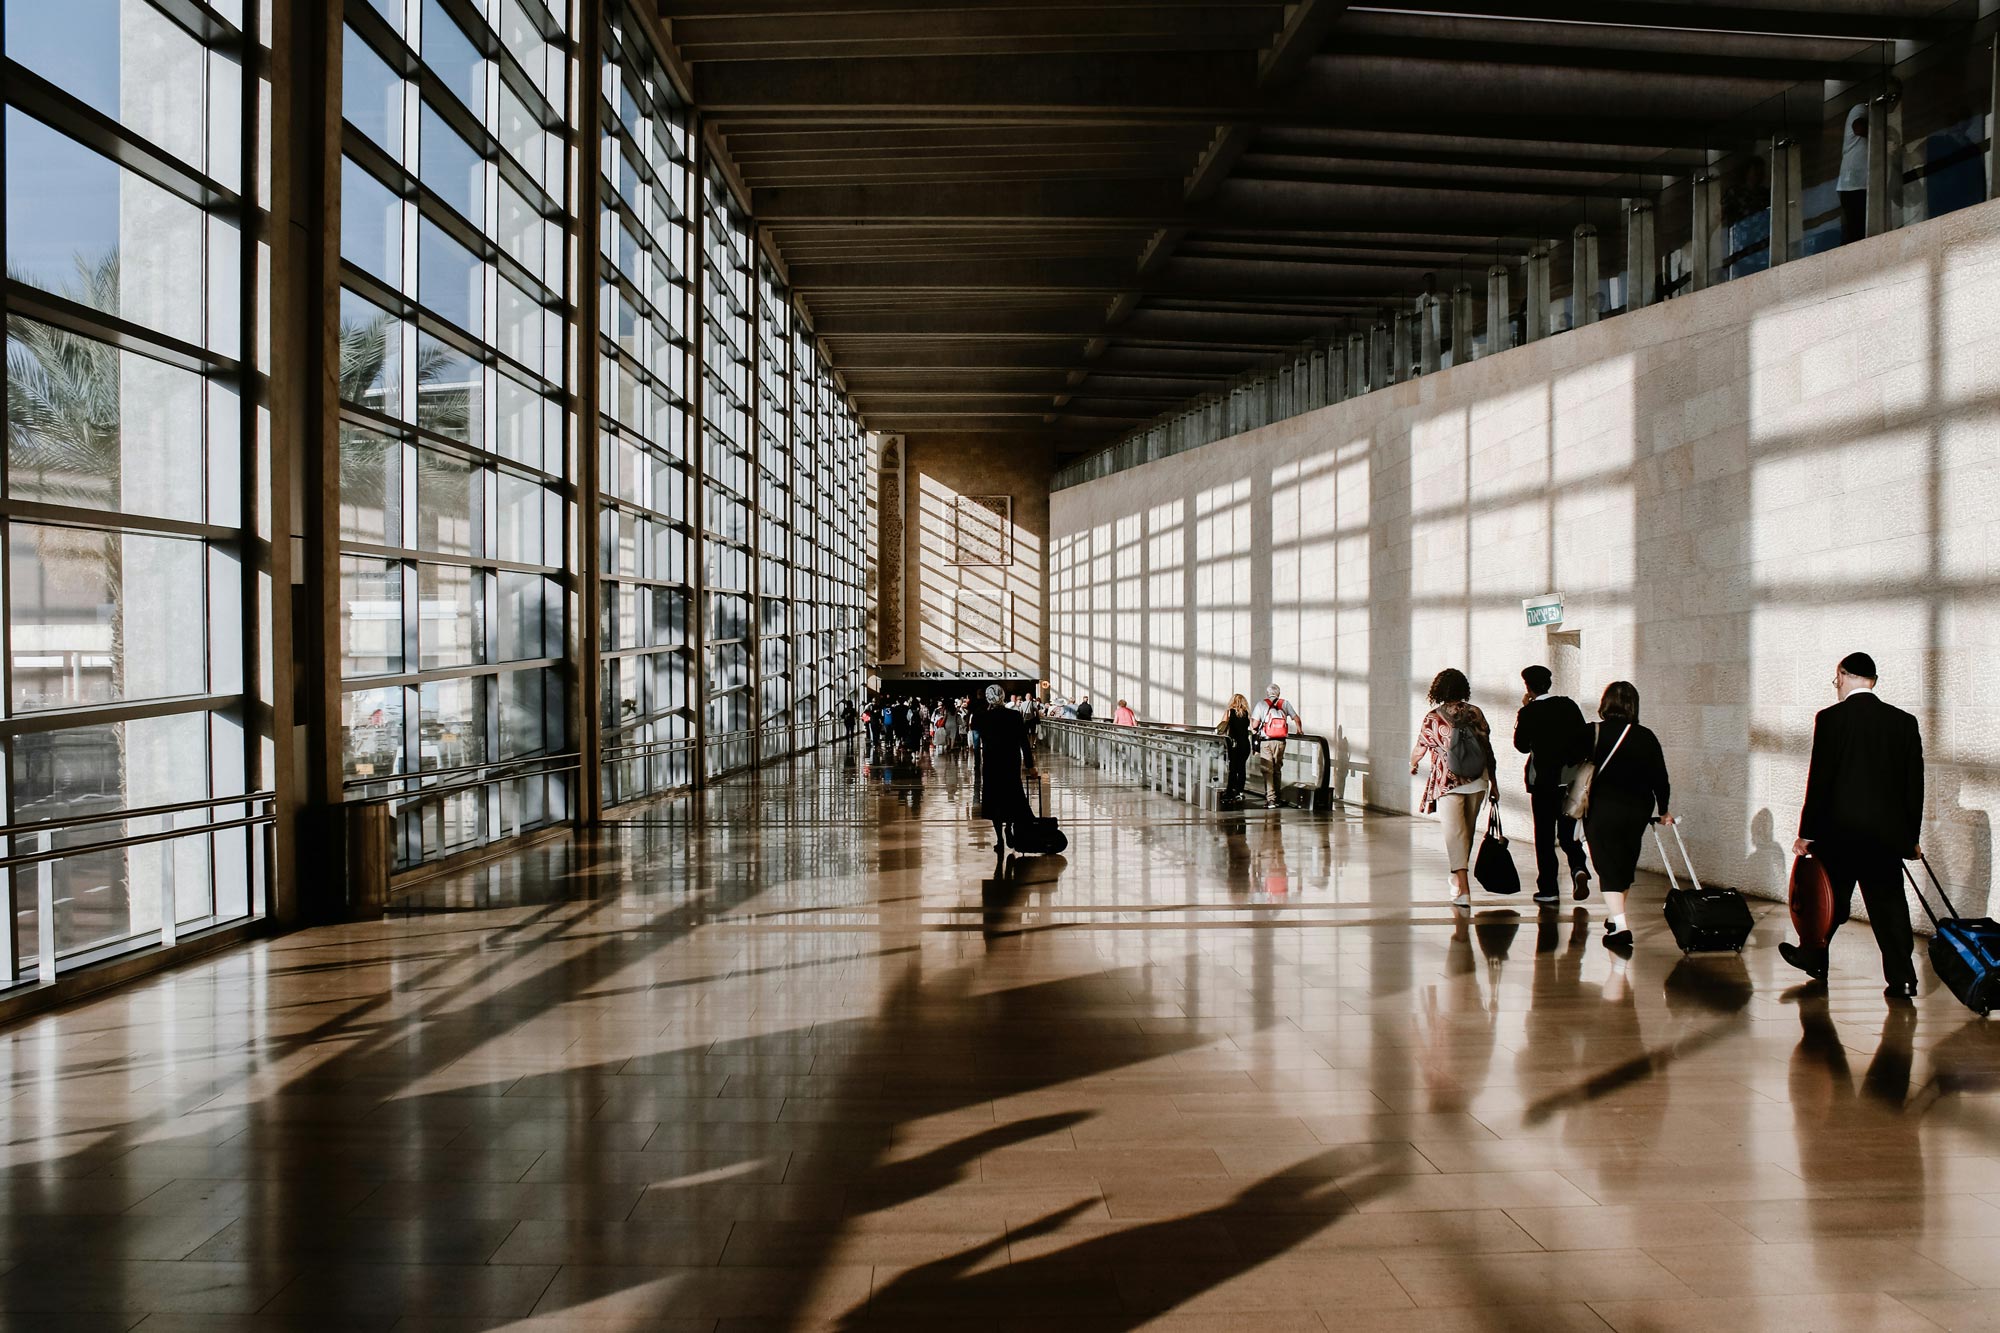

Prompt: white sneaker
[1451,892,1471,910]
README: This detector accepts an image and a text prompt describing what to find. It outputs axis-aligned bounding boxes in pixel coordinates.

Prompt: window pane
[338,425,402,547]
[421,0,485,116]
[418,218,482,334]
[414,447,481,556]
[419,101,484,227]
[342,25,404,155]
[9,523,205,712]
[7,320,206,524]
[496,570,554,661]
[6,110,204,345]
[338,288,403,416]
[342,685,404,780]
[340,556,402,676]
[415,332,482,447]
[340,157,403,289]
[418,676,485,770]
[6,0,207,172]
[417,561,481,669]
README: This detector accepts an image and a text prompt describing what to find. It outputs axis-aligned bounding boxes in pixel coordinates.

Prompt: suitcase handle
[1902,853,1959,929]
[1648,819,1703,894]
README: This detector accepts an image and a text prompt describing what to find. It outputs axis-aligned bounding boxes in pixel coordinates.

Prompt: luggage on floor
[1789,853,1836,952]
[1656,821,1753,953]
[1011,780,1068,856]
[1906,855,2000,1016]
[1472,794,1521,895]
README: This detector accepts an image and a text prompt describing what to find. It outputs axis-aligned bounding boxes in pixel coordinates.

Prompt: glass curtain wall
[698,168,754,778]
[755,262,794,761]
[597,1,694,807]
[335,0,575,870]
[1,0,260,980]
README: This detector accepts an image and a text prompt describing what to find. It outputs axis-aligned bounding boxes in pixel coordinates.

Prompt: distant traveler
[1216,692,1253,804]
[1113,699,1137,727]
[1250,684,1302,810]
[1411,669,1494,910]
[940,702,961,753]
[1837,86,1902,246]
[839,699,858,744]
[1076,697,1095,722]
[972,684,1031,856]
[1514,665,1591,908]
[1782,652,1925,997]
[1579,681,1674,951]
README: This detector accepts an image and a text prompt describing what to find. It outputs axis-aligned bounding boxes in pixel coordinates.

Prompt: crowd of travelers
[1411,652,1929,999]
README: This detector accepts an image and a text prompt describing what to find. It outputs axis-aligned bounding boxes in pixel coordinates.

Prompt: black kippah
[1839,651,1877,680]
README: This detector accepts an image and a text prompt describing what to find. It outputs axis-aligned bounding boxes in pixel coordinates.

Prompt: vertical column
[1485,263,1511,356]
[572,8,605,822]
[1346,332,1366,397]
[744,250,762,773]
[1865,92,1891,238]
[1690,162,1719,291]
[1523,245,1551,343]
[1369,320,1392,389]
[1625,199,1656,310]
[1768,138,1802,266]
[1449,284,1475,367]
[1989,38,1999,201]
[1571,224,1599,327]
[1418,295,1441,374]
[1389,311,1410,383]
[688,142,709,786]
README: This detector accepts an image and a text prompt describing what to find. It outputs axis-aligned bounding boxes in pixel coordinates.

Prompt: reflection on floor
[2,747,1999,1331]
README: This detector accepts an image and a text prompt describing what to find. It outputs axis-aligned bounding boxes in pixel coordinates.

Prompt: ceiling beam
[1358,0,1953,42]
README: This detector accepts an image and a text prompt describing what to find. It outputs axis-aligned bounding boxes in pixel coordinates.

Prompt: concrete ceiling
[659,0,1961,459]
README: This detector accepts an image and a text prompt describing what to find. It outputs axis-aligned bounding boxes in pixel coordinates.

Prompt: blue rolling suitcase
[1907,856,2000,1017]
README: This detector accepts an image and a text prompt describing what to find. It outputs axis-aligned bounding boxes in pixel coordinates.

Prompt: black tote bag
[1473,794,1521,895]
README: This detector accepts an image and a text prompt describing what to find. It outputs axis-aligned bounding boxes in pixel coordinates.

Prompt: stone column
[1865,93,1891,238]
[1625,199,1655,310]
[1768,138,1803,266]
[1418,294,1442,374]
[1571,224,1599,327]
[1689,163,1720,292]
[1522,245,1551,343]
[1485,263,1511,356]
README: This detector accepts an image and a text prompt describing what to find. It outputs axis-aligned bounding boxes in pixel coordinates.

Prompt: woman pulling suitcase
[1574,681,1675,951]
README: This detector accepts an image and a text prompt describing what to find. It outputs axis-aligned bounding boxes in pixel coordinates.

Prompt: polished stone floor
[3,747,1999,1331]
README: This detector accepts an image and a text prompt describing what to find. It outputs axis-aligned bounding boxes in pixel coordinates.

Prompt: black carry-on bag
[1472,793,1521,895]
[1657,820,1754,953]
[1906,855,2000,1016]
[1010,778,1069,856]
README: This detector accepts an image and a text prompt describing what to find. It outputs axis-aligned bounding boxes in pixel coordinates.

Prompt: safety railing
[1041,719,1337,810]
[0,791,276,986]
[344,752,580,875]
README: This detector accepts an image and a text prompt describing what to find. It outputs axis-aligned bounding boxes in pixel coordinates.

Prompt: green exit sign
[1524,595,1563,628]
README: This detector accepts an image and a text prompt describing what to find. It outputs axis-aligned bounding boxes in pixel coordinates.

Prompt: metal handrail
[343,755,582,807]
[0,812,274,872]
[602,737,696,761]
[342,751,580,791]
[0,790,275,841]
[1044,717,1334,808]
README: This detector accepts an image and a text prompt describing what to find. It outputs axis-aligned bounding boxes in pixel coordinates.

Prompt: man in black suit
[1782,652,1925,997]
[1513,665,1591,908]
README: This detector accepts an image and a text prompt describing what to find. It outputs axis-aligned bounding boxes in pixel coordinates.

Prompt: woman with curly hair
[1410,667,1495,910]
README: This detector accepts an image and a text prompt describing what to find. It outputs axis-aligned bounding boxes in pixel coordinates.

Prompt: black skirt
[1584,786,1654,894]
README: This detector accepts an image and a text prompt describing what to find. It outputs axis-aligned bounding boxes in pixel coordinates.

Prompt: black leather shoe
[1572,870,1590,901]
[1779,942,1828,982]
[1885,980,1917,999]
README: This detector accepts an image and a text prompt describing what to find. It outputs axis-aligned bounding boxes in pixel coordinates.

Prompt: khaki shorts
[1436,791,1485,873]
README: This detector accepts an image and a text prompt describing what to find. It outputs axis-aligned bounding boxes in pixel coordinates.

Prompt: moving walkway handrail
[1054,717,1333,803]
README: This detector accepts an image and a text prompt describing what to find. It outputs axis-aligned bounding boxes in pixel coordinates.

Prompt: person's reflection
[1222,817,1253,896]
[1254,822,1292,899]
[1424,913,1518,1112]
[1790,995,1919,1227]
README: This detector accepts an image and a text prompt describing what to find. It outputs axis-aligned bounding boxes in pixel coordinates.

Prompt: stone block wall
[1050,199,2000,914]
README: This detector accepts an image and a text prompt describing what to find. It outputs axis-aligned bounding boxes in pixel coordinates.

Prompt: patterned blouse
[1414,702,1492,814]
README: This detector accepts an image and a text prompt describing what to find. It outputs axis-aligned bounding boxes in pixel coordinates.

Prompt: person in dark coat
[1514,665,1592,907]
[1216,693,1253,803]
[972,685,1032,855]
[1783,652,1925,997]
[1581,680,1674,951]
